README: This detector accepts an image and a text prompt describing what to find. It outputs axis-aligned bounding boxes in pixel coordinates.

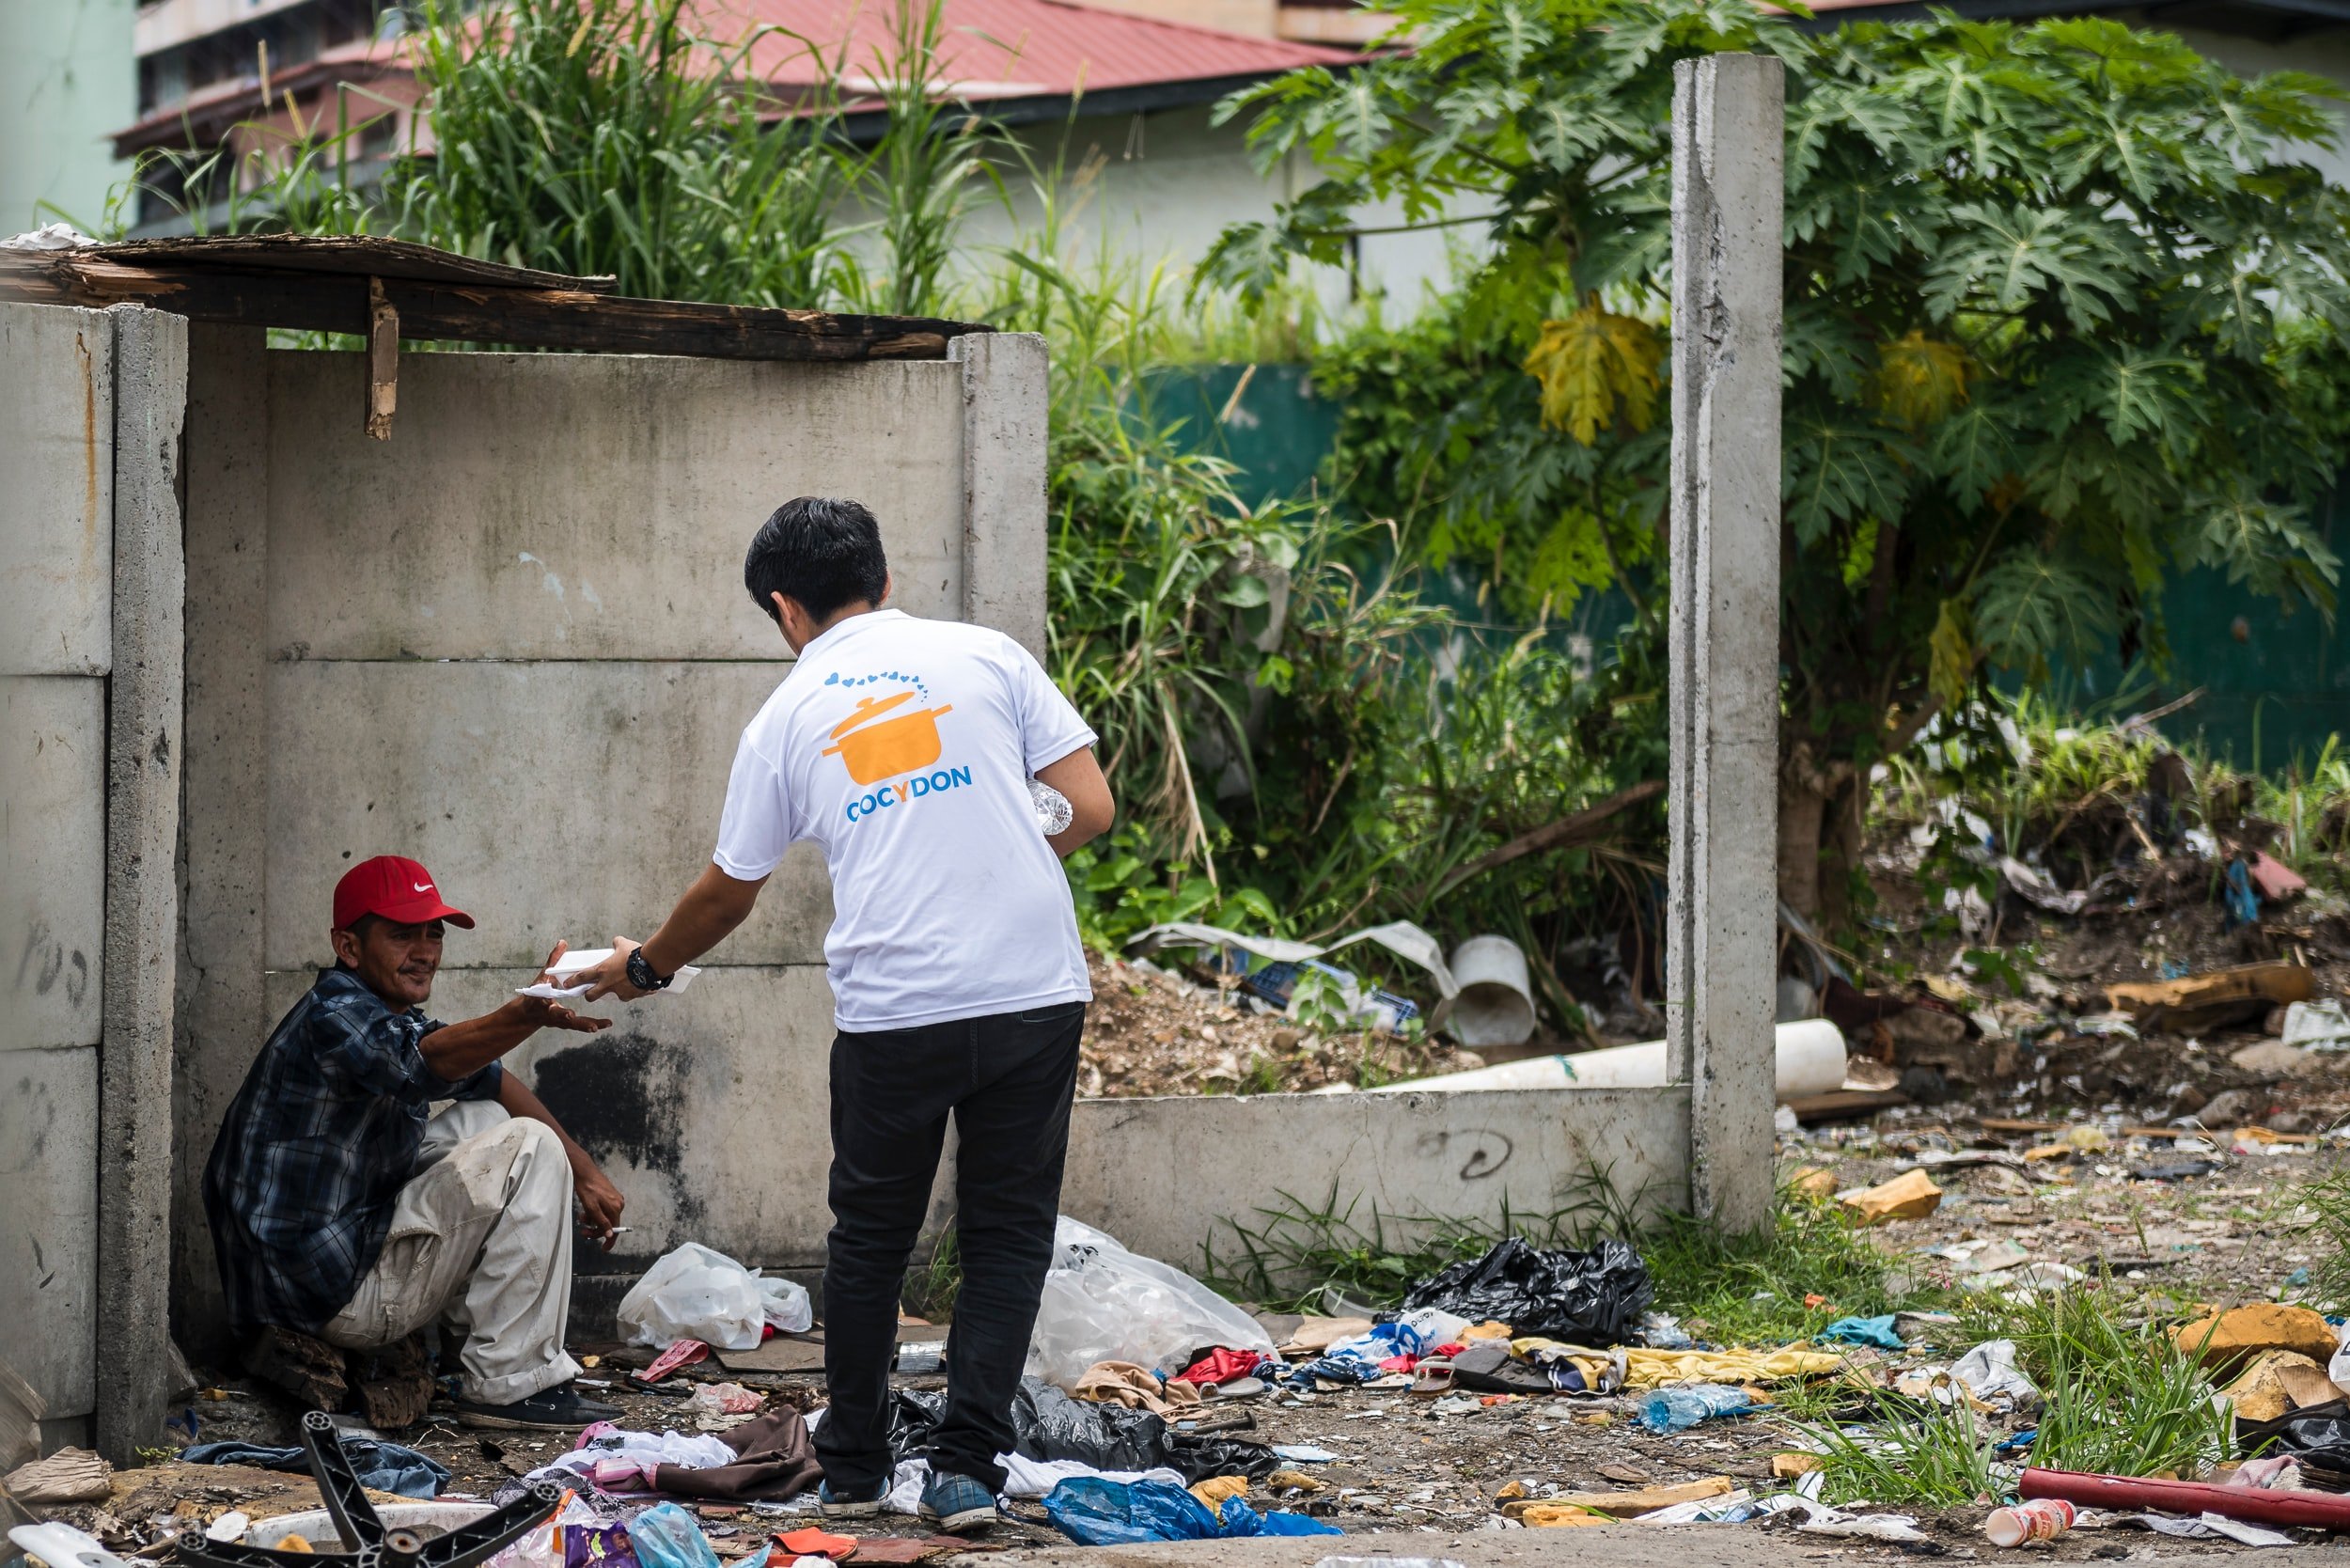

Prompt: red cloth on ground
[1173,1348,1267,1386]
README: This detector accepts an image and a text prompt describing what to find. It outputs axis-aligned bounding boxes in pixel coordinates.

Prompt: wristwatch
[626,947,673,992]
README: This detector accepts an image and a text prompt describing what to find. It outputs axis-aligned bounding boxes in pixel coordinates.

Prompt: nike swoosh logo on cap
[414,882,433,892]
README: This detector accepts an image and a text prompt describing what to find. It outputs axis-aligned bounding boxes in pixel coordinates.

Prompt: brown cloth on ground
[650,1407,822,1501]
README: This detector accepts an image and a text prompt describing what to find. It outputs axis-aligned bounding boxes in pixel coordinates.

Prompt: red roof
[698,0,1359,102]
[118,0,1357,149]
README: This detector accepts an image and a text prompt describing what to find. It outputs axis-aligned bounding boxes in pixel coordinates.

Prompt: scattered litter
[1951,1340,2042,1411]
[683,1383,763,1432]
[2281,997,2350,1051]
[2126,1512,2296,1547]
[1635,1384,1752,1434]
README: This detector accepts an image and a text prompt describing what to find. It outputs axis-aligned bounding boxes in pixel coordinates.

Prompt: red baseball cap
[333,855,476,931]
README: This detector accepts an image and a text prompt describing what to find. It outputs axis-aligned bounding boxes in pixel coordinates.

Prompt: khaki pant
[320,1100,582,1405]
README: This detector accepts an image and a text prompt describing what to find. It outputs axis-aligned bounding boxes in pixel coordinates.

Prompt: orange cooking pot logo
[822,691,955,785]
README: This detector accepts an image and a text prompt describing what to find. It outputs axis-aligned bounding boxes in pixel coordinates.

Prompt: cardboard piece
[2104,962,2313,1036]
[1508,1476,1733,1518]
[1840,1168,1943,1225]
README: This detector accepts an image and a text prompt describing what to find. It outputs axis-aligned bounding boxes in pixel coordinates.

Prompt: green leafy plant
[1210,0,2350,923]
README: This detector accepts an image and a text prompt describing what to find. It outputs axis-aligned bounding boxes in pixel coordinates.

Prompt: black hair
[744,497,889,625]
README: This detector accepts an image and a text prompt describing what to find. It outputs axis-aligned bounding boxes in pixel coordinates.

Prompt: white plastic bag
[758,1274,814,1335]
[617,1243,766,1351]
[1024,1215,1275,1390]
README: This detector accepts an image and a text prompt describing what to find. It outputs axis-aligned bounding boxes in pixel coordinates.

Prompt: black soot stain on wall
[532,1029,705,1231]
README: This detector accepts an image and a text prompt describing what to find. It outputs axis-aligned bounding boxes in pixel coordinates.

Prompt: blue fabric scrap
[1816,1314,1905,1351]
[1042,1477,1341,1545]
[182,1437,451,1499]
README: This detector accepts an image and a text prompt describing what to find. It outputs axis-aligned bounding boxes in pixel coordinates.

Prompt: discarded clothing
[562,1521,638,1568]
[183,1437,451,1500]
[1040,1476,1341,1545]
[651,1409,823,1501]
[1512,1340,1845,1391]
[1817,1315,1904,1351]
[1173,1348,1267,1388]
[1400,1235,1653,1344]
[1281,1323,1425,1388]
[1073,1360,1200,1416]
[534,1424,738,1492]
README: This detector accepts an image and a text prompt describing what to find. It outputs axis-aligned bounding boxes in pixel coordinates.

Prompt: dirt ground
[57,1109,2349,1566]
[43,852,2350,1565]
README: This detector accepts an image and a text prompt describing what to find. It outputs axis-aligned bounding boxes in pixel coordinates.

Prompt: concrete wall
[173,340,992,1349]
[1,300,186,1455]
[2,303,115,1445]
[172,330,1680,1346]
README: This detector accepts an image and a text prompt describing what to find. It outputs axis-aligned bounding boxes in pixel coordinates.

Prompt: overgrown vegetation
[1799,1283,2230,1505]
[1212,0,2350,922]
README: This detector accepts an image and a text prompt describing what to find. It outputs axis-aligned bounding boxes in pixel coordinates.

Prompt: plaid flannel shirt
[203,966,503,1333]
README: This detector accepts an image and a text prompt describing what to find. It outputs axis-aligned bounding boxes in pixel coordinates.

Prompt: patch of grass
[1796,1282,2229,1507]
[904,1225,962,1319]
[1798,1392,2000,1506]
[1199,1185,1589,1311]
[1641,1188,1934,1344]
[2288,1167,2350,1309]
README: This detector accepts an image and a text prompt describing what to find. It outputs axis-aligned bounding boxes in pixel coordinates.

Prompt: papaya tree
[1204,0,2350,917]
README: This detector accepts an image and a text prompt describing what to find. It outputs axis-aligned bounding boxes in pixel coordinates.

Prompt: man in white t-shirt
[570,497,1113,1531]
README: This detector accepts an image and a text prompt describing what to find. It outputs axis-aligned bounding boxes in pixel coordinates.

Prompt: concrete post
[948,332,1050,658]
[96,305,187,1460]
[1664,55,1783,1237]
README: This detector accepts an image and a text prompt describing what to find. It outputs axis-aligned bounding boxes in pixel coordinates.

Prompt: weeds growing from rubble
[1796,1283,2229,1507]
[2287,1168,2350,1309]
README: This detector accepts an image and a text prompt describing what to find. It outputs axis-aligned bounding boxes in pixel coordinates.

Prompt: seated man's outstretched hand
[516,938,614,1033]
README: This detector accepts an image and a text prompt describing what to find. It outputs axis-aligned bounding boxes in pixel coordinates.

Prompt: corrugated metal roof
[118,0,1358,149]
[699,0,1359,100]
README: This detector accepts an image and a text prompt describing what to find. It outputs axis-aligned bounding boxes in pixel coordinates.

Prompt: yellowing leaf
[1874,330,1969,429]
[1524,300,1663,446]
[1928,598,1975,709]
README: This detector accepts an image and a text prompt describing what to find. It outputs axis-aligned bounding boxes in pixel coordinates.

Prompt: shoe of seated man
[819,1478,889,1518]
[453,1381,622,1430]
[918,1470,998,1532]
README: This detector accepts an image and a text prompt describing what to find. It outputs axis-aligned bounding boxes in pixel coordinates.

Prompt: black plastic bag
[1010,1381,1172,1472]
[1400,1235,1653,1343]
[2235,1397,2350,1491]
[894,1378,1279,1484]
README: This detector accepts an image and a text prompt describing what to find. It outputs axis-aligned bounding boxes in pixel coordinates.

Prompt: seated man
[204,855,627,1430]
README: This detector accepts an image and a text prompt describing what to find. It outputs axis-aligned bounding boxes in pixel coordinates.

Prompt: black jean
[814,1000,1085,1494]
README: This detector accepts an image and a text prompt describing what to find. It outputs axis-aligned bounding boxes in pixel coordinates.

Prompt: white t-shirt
[712,609,1098,1031]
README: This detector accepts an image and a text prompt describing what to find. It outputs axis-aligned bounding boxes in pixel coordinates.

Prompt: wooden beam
[1429,778,1668,902]
[0,253,985,362]
[366,275,397,440]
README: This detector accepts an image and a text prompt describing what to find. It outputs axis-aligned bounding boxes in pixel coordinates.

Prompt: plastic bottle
[1636,1383,1753,1434]
[1984,1498,2075,1546]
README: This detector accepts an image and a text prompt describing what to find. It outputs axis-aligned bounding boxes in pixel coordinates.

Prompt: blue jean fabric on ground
[814,1002,1086,1497]
[182,1437,451,1498]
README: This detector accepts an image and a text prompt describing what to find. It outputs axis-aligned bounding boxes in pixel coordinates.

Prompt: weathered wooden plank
[0,254,985,363]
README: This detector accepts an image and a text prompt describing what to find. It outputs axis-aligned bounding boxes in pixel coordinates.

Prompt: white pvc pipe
[1368,1017,1847,1103]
